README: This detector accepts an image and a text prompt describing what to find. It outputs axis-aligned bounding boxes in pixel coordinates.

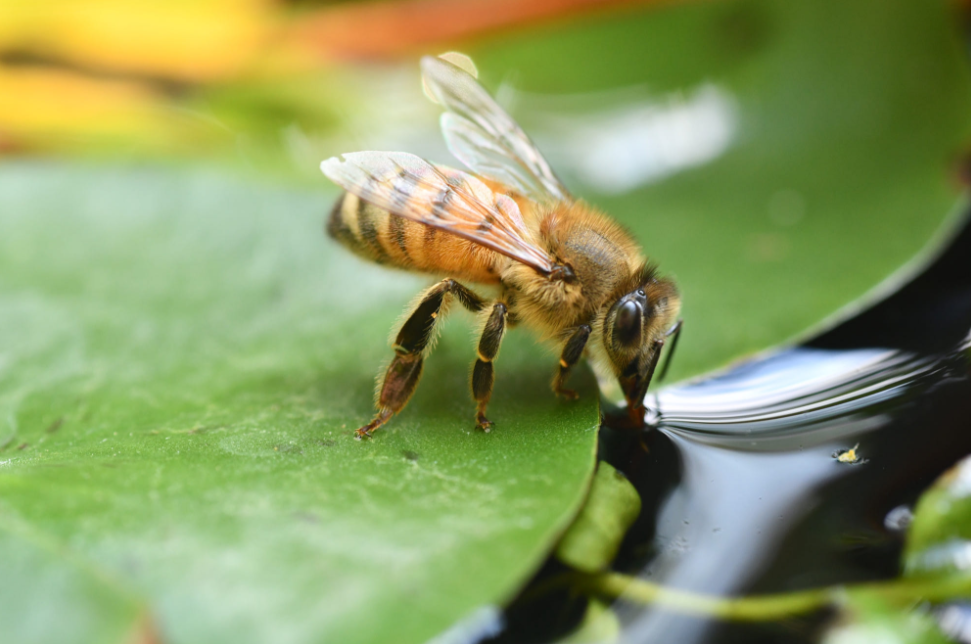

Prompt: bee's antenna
[656,319,683,383]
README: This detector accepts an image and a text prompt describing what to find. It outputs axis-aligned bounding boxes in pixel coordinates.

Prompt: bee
[321,54,682,439]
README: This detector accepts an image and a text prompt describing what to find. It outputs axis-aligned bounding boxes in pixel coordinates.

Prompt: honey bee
[321,54,682,439]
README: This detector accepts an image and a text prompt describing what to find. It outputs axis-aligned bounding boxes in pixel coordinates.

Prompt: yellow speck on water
[835,443,863,464]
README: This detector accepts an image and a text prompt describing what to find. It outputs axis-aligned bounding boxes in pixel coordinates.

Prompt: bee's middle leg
[357,278,485,439]
[552,324,591,400]
[471,302,508,432]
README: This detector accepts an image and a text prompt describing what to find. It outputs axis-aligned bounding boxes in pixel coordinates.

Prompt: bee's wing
[321,151,554,274]
[421,55,571,204]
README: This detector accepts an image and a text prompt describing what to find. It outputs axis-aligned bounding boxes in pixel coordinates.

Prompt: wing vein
[321,151,554,274]
[422,56,571,204]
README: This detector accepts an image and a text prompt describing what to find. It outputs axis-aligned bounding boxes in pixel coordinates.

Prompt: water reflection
[619,441,837,643]
[610,211,971,643]
[618,337,970,643]
[656,347,949,447]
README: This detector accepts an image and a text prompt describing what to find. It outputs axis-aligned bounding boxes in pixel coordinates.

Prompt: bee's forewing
[421,55,571,204]
[321,151,554,274]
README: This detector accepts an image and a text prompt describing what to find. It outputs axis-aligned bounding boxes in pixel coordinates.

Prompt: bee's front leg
[552,324,591,400]
[620,338,665,427]
[471,302,508,432]
[357,278,485,440]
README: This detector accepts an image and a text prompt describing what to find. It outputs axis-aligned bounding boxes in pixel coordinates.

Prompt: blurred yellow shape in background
[0,0,273,82]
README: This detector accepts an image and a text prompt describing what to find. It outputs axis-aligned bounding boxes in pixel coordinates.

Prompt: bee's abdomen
[327,192,399,266]
[326,192,501,283]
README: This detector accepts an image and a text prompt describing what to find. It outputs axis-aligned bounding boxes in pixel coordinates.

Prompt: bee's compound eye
[613,300,642,347]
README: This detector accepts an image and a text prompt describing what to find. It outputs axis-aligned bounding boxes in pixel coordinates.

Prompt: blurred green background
[3,0,969,380]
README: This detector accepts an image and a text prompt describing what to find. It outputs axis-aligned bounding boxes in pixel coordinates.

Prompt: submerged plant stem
[571,572,971,621]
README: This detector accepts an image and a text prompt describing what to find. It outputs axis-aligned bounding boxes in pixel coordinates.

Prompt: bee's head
[602,265,681,420]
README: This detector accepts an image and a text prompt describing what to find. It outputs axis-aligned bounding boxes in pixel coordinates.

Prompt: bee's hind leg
[471,302,508,432]
[357,278,486,440]
[552,324,591,400]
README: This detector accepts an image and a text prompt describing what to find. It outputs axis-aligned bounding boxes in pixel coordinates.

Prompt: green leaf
[0,513,146,644]
[823,590,951,644]
[3,0,971,641]
[555,463,641,573]
[0,164,600,644]
[557,600,621,644]
[905,455,971,577]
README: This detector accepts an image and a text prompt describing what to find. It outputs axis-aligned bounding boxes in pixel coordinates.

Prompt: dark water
[491,209,971,643]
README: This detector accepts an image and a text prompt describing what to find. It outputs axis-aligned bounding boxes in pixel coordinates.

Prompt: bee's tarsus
[355,409,392,440]
[475,413,494,433]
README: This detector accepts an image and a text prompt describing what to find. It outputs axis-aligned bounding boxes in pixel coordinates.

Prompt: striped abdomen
[327,192,503,284]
